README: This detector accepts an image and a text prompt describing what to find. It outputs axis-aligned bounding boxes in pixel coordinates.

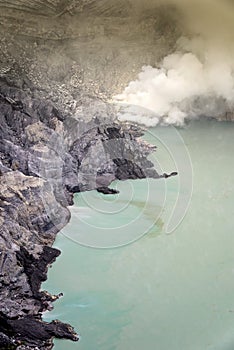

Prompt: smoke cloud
[114,0,234,126]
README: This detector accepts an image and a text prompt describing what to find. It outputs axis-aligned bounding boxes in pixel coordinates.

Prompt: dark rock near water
[159,171,178,179]
[0,76,175,349]
[16,246,61,298]
[97,187,120,195]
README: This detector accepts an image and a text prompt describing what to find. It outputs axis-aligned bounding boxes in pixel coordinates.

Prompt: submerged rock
[0,77,170,349]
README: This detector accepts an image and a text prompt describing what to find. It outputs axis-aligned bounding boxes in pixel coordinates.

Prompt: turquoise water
[44,119,234,350]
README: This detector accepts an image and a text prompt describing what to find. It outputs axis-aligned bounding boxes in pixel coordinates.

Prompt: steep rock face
[0,77,174,349]
[0,0,181,112]
[0,2,180,347]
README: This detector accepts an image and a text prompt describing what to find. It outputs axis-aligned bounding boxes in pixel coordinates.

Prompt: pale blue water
[44,119,234,350]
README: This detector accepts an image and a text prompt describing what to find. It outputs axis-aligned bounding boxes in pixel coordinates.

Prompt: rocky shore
[0,76,177,349]
[0,1,181,347]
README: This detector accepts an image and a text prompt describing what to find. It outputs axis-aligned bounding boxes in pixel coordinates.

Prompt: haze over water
[44,118,234,350]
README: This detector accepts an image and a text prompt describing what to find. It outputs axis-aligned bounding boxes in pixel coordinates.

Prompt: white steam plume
[114,0,234,126]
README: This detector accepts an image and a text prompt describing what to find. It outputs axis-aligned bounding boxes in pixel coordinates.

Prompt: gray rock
[0,77,172,349]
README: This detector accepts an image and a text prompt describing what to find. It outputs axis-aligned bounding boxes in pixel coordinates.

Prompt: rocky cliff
[0,75,177,349]
[0,2,180,347]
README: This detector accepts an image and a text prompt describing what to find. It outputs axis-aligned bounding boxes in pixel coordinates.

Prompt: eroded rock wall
[0,75,165,348]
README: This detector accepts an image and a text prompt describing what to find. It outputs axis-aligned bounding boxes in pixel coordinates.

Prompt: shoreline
[0,76,167,349]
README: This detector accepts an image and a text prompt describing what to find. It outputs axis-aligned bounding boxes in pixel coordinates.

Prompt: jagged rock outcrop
[0,76,177,349]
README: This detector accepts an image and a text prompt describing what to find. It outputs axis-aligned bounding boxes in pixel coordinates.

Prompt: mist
[115,0,234,126]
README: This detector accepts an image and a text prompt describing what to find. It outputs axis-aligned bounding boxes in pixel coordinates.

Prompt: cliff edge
[0,76,171,349]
